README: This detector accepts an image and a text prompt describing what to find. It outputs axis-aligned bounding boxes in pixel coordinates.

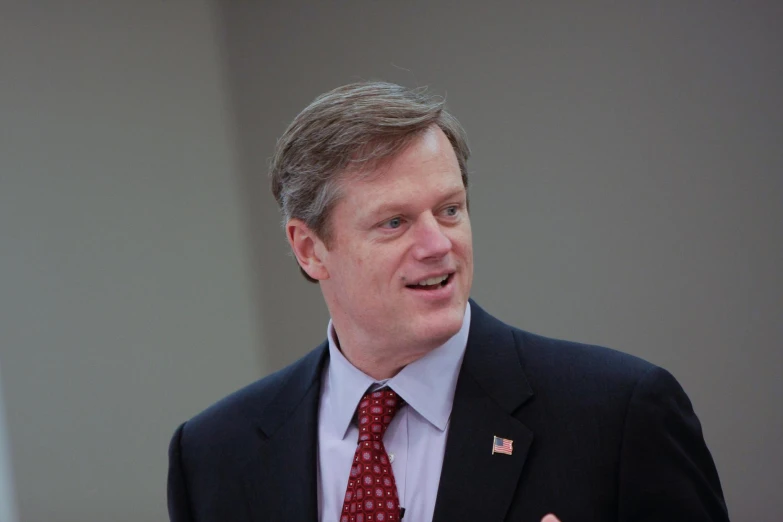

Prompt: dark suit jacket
[168,301,729,521]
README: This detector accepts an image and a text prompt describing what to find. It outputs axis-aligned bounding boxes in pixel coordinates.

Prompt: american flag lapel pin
[492,435,514,455]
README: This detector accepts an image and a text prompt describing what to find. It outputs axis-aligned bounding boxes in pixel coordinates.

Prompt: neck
[331,328,437,380]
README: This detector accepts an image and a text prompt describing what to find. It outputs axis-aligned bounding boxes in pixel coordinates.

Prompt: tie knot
[356,388,403,441]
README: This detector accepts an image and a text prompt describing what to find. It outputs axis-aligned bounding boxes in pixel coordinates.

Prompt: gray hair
[269,81,470,282]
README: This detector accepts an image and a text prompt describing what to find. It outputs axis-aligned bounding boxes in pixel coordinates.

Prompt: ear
[286,218,330,281]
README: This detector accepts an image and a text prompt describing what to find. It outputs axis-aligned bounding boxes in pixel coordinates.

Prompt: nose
[411,213,452,261]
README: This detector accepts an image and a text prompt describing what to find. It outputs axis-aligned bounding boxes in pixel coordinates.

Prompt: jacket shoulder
[178,343,327,452]
[510,326,672,416]
[515,328,657,380]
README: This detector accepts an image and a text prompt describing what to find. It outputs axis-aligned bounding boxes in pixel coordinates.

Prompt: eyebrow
[366,185,467,219]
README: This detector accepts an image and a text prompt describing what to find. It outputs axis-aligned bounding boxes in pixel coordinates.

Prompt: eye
[443,205,460,217]
[382,217,403,229]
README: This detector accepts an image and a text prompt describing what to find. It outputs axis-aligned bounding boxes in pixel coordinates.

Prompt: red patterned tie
[341,388,404,522]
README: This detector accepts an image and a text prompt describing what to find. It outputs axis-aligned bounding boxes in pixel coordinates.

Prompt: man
[168,82,729,522]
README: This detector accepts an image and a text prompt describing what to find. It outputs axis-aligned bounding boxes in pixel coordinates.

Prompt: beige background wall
[1,1,780,521]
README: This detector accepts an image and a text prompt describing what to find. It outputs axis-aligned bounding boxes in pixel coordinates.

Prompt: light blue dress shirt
[317,303,471,522]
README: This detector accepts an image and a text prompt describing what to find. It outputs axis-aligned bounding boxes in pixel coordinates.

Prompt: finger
[541,515,561,522]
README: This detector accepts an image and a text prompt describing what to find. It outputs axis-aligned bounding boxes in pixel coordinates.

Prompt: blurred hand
[541,515,561,522]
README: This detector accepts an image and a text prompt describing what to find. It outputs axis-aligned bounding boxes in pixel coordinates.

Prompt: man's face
[319,126,473,356]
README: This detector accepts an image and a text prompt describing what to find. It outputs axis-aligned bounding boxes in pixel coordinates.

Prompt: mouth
[405,273,454,291]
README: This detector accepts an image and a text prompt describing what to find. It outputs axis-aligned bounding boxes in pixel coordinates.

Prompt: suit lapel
[433,302,535,522]
[241,344,329,522]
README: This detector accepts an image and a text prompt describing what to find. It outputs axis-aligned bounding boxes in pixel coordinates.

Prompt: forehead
[341,127,463,202]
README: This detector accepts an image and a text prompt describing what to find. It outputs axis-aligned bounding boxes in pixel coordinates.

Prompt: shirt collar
[325,303,471,438]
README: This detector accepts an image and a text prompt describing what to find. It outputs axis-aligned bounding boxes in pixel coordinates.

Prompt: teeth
[417,274,448,286]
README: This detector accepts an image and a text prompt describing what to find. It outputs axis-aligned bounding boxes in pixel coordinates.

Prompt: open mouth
[406,273,453,291]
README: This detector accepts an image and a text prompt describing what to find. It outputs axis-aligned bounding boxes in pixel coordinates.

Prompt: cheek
[451,227,473,257]
[334,237,408,289]
[369,246,409,289]
[338,246,386,286]
[349,248,371,276]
